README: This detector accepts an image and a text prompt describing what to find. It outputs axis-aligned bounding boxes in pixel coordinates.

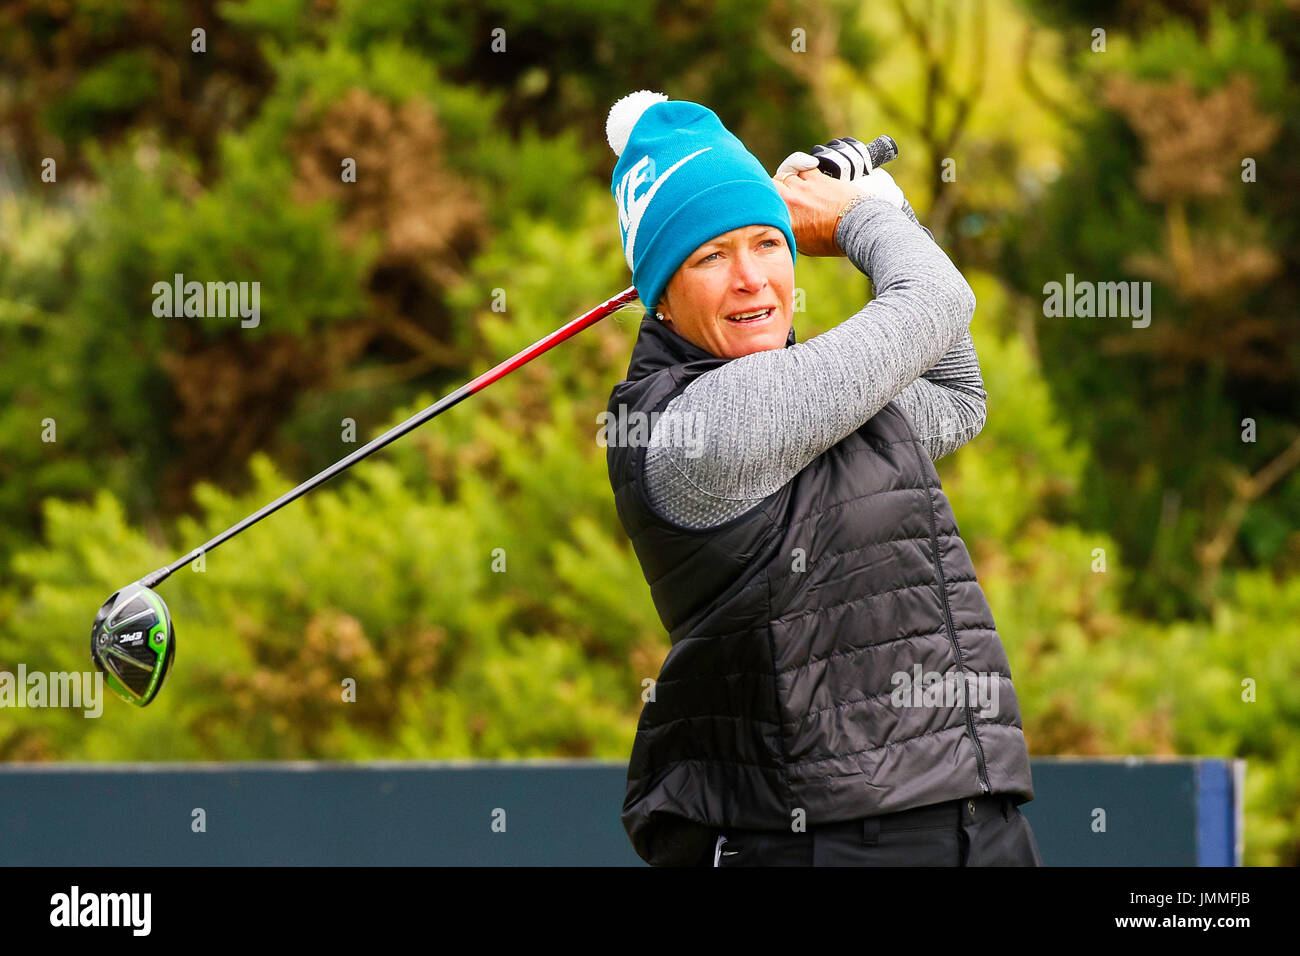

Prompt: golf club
[90,133,899,706]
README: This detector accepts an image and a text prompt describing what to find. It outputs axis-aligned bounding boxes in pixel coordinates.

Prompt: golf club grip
[813,134,898,179]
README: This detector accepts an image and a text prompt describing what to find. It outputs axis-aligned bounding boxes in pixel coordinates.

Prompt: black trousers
[710,794,1043,866]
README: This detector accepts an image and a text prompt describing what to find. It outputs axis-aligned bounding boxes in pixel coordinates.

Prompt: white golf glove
[773,143,905,210]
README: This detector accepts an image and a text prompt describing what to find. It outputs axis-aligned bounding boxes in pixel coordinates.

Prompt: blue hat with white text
[606,91,796,315]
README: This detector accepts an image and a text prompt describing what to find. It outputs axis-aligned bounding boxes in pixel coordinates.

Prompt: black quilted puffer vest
[606,315,1034,866]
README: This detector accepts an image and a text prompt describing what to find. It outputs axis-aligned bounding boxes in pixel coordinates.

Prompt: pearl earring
[656,312,665,321]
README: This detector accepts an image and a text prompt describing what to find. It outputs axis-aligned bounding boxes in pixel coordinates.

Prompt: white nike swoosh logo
[623,146,712,269]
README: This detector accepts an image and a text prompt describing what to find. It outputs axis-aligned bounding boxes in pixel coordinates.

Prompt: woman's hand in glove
[773,160,866,257]
[774,143,906,210]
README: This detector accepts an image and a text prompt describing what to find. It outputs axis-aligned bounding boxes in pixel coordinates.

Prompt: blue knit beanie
[606,91,796,315]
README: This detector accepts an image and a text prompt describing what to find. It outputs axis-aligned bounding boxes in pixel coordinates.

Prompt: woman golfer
[604,91,1042,867]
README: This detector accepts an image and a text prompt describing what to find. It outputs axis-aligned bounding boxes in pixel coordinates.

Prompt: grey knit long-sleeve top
[642,196,985,530]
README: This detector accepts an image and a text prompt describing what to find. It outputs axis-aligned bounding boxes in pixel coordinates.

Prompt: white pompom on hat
[605,90,669,158]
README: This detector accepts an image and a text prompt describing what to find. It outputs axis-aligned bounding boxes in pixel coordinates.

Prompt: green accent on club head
[102,666,138,706]
[138,587,170,704]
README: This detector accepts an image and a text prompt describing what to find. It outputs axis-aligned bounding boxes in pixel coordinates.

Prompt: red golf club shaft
[139,285,641,589]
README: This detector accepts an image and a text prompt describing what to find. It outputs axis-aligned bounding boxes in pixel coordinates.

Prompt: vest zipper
[912,448,992,795]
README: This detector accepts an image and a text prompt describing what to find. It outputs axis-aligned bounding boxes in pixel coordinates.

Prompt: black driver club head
[90,581,175,707]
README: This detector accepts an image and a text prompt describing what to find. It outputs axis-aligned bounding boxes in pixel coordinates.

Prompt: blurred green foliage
[1000,3,1299,620]
[0,0,1296,865]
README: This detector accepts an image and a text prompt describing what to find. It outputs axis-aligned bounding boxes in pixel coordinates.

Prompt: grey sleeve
[641,196,978,531]
[890,197,988,460]
[890,330,988,462]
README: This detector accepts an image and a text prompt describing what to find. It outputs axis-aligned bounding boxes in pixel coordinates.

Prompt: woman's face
[658,224,794,360]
